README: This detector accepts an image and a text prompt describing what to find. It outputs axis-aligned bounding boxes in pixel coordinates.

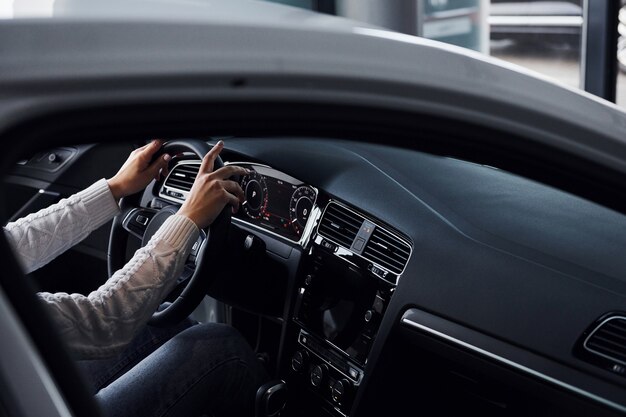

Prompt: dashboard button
[310,364,327,387]
[321,239,337,252]
[291,350,308,373]
[304,274,313,286]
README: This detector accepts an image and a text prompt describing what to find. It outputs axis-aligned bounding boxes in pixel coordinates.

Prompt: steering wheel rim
[107,139,230,327]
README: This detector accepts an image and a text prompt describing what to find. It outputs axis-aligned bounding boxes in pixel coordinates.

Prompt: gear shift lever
[255,380,288,417]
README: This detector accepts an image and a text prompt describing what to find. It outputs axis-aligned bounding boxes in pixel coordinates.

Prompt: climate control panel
[289,330,361,416]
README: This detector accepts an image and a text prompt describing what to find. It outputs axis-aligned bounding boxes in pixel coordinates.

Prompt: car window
[268,0,626,108]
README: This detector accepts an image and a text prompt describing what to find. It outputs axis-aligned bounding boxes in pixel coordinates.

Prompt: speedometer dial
[289,186,316,235]
[241,171,268,219]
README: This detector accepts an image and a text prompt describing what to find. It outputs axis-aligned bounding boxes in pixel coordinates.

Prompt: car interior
[3,131,626,417]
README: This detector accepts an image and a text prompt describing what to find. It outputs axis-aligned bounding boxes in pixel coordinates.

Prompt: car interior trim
[583,315,626,366]
[0,287,73,417]
[316,199,412,281]
[297,329,364,385]
[158,159,200,203]
[401,309,626,415]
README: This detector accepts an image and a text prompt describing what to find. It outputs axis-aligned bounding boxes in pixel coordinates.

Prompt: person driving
[3,140,268,417]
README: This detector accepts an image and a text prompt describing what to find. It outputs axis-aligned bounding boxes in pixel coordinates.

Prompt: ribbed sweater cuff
[154,214,199,251]
[78,179,120,227]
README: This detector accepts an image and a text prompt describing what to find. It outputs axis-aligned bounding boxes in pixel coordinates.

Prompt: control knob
[331,378,353,404]
[291,350,308,373]
[310,364,328,388]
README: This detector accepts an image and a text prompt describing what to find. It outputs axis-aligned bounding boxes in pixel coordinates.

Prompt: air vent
[584,316,626,365]
[164,162,200,193]
[363,227,411,274]
[318,202,364,249]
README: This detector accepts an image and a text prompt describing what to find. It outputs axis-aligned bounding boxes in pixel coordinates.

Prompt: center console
[283,201,410,416]
[215,161,411,416]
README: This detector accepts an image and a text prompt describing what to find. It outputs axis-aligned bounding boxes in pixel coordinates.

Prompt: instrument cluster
[233,163,317,242]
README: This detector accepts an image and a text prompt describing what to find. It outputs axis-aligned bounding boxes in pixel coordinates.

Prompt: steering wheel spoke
[121,207,158,240]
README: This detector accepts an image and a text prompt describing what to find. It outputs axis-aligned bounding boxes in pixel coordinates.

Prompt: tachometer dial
[289,186,316,234]
[241,171,268,219]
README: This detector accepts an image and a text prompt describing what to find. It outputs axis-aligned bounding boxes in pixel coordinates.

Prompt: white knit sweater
[3,179,199,359]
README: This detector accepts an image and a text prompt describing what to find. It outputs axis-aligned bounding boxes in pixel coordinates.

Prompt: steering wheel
[107,140,230,327]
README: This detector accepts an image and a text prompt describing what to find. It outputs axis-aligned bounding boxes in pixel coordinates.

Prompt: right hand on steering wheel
[178,141,248,229]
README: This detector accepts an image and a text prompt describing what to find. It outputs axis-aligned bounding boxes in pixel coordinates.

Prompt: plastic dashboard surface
[218,138,626,414]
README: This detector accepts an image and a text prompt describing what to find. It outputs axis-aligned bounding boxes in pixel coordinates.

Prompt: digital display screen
[296,251,379,364]
[235,164,316,242]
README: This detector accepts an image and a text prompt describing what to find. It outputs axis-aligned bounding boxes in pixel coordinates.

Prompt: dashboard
[5,138,626,417]
[160,161,320,243]
[152,137,626,417]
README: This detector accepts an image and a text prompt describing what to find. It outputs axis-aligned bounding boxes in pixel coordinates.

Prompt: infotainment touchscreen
[296,249,380,364]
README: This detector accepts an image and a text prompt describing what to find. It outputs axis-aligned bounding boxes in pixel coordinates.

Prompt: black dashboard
[5,138,626,417]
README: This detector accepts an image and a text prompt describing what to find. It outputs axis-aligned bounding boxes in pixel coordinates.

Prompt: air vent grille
[318,203,364,249]
[585,317,626,365]
[363,227,411,274]
[164,163,200,193]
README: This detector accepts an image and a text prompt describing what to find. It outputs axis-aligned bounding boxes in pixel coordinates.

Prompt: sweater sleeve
[37,214,199,359]
[2,179,120,274]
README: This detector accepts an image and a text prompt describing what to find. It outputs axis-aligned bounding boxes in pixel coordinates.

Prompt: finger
[155,165,169,182]
[148,153,171,179]
[133,142,151,154]
[141,139,164,159]
[220,180,245,203]
[160,163,170,180]
[211,165,249,180]
[199,141,224,174]
[223,190,241,214]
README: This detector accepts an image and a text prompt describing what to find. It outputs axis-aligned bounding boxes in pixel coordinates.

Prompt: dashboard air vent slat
[584,317,626,365]
[318,203,364,249]
[164,163,200,193]
[363,227,411,274]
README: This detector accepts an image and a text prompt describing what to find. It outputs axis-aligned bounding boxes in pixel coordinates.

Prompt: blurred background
[268,0,626,108]
[2,0,624,108]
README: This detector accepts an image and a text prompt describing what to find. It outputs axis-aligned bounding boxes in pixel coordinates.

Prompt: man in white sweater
[3,140,267,417]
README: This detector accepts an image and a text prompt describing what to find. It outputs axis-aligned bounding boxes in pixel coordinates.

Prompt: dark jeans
[78,319,268,417]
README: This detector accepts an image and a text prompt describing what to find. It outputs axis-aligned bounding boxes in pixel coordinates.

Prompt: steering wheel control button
[123,209,157,238]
